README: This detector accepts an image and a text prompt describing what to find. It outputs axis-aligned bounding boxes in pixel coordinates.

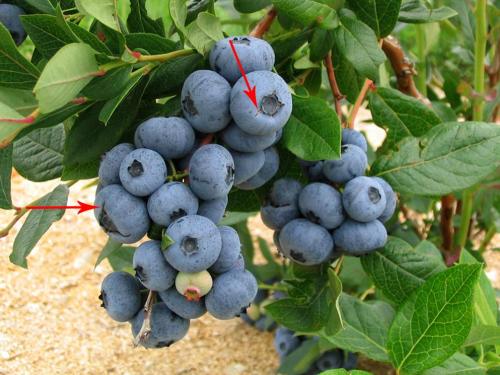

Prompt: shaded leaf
[346,0,402,37]
[0,144,13,209]
[399,1,458,23]
[272,0,338,29]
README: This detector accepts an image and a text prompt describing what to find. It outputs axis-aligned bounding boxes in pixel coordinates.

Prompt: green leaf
[125,33,177,55]
[13,124,64,182]
[399,1,458,24]
[0,87,37,116]
[185,12,223,56]
[271,29,312,65]
[75,0,120,31]
[387,264,482,374]
[283,95,341,161]
[107,245,135,272]
[422,353,486,375]
[278,339,321,375]
[464,325,500,347]
[0,102,29,148]
[82,66,133,101]
[372,122,500,196]
[234,0,271,13]
[361,237,446,304]
[170,0,188,34]
[67,23,112,55]
[0,144,13,209]
[128,0,164,35]
[325,269,343,336]
[346,0,402,37]
[95,237,122,269]
[309,28,334,62]
[0,23,40,90]
[334,9,386,81]
[325,293,394,362]
[33,43,98,114]
[161,230,175,251]
[271,0,338,29]
[369,87,441,150]
[219,211,257,226]
[22,0,56,14]
[331,44,364,104]
[10,184,69,268]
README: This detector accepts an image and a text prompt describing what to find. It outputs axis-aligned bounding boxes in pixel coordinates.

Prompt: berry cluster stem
[347,79,373,129]
[250,7,277,38]
[133,290,156,347]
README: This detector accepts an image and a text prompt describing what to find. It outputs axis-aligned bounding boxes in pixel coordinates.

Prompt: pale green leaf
[75,0,120,31]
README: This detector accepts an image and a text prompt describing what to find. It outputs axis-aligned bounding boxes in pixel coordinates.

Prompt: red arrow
[25,201,99,214]
[228,39,258,108]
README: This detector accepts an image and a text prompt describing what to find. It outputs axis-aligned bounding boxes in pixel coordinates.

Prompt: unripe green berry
[175,270,213,301]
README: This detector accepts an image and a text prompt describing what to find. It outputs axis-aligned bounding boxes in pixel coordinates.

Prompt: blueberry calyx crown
[128,160,144,177]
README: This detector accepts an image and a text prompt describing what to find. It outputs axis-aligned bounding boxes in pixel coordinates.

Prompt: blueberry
[209,36,275,84]
[189,144,235,200]
[342,128,368,152]
[197,195,228,224]
[131,302,189,348]
[133,241,177,292]
[94,185,150,243]
[269,178,303,206]
[231,71,292,135]
[334,219,387,255]
[323,145,367,184]
[373,177,397,222]
[209,226,242,274]
[261,178,302,230]
[99,271,142,322]
[298,183,344,229]
[119,148,168,197]
[274,327,301,358]
[261,205,300,231]
[279,219,334,265]
[0,4,26,46]
[232,253,246,271]
[175,270,213,300]
[229,149,266,185]
[236,146,279,190]
[165,215,222,272]
[316,350,343,371]
[343,176,387,222]
[159,288,207,319]
[221,121,281,153]
[254,316,277,332]
[343,352,358,370]
[98,143,135,186]
[147,182,199,227]
[181,70,231,133]
[134,117,195,160]
[299,160,326,182]
[205,269,258,320]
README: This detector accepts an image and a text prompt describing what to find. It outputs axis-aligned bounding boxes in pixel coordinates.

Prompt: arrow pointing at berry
[25,201,99,214]
[228,39,258,108]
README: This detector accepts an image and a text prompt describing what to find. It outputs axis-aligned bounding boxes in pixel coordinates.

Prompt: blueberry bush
[0,0,499,374]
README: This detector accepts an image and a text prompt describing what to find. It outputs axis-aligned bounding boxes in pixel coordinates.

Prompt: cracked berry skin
[131,302,190,349]
[134,117,195,160]
[316,350,343,371]
[342,128,368,152]
[119,148,168,197]
[0,4,26,46]
[334,219,387,255]
[236,146,279,190]
[165,215,222,273]
[373,177,397,222]
[197,195,228,225]
[133,241,177,292]
[279,219,334,265]
[209,226,242,274]
[100,271,142,322]
[189,144,235,200]
[323,144,367,184]
[229,149,265,185]
[205,269,258,320]
[209,36,275,84]
[181,70,231,133]
[298,183,344,230]
[221,121,282,153]
[342,176,387,222]
[274,327,301,359]
[94,184,150,243]
[147,182,199,227]
[98,143,135,187]
[159,288,207,320]
[230,71,292,136]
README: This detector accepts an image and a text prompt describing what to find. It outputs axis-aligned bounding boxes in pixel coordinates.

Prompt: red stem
[324,52,344,124]
[250,7,277,38]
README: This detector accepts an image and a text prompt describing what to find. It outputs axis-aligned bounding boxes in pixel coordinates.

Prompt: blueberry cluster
[95,36,293,348]
[262,129,396,265]
[0,3,27,46]
[274,327,357,374]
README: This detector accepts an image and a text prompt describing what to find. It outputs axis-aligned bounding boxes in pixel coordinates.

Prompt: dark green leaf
[68,23,112,55]
[369,87,441,150]
[399,1,458,23]
[309,28,334,62]
[0,23,40,90]
[128,0,165,35]
[219,211,257,226]
[234,0,271,13]
[20,0,56,14]
[372,122,500,196]
[271,29,312,65]
[95,237,122,268]
[272,0,338,29]
[0,144,13,209]
[278,339,321,375]
[331,44,365,103]
[422,353,485,375]
[125,33,177,55]
[0,88,37,116]
[186,0,215,24]
[13,124,64,182]
[361,237,446,304]
[107,246,135,272]
[10,184,69,268]
[387,264,482,374]
[98,74,143,125]
[283,95,341,161]
[82,66,133,100]
[334,9,386,81]
[346,0,402,37]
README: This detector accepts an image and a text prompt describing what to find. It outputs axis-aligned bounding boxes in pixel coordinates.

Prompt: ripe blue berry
[373,177,397,222]
[99,271,142,322]
[342,128,368,152]
[236,146,279,190]
[197,195,228,224]
[334,219,387,255]
[98,143,135,186]
[0,4,26,45]
[159,288,207,319]
[342,176,387,222]
[298,182,344,229]
[221,121,281,152]
[229,149,266,185]
[210,226,242,274]
[323,144,367,184]
[133,241,177,292]
[274,327,301,358]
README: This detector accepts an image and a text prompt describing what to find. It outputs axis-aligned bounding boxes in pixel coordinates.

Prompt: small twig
[250,7,277,38]
[360,287,375,301]
[440,194,455,254]
[347,79,373,129]
[324,52,344,124]
[136,49,195,63]
[334,256,344,274]
[133,290,156,347]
